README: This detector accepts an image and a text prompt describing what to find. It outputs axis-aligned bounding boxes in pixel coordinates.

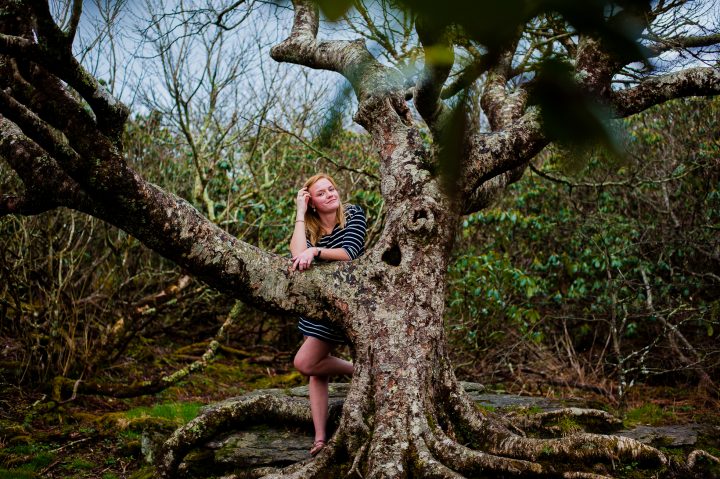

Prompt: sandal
[309,439,326,456]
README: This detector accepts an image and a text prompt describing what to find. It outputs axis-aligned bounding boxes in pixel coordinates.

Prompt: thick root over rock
[156,394,314,478]
[157,362,716,479]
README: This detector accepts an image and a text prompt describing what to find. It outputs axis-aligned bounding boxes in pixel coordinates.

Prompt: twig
[269,123,379,180]
[49,436,91,454]
[529,162,701,188]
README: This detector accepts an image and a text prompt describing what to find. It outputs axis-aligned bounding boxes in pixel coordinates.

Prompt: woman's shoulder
[344,203,365,218]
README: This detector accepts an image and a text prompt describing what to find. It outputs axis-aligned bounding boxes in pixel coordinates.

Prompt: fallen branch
[52,301,243,400]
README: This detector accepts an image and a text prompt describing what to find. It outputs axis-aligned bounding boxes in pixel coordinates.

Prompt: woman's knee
[294,337,331,375]
[294,351,315,376]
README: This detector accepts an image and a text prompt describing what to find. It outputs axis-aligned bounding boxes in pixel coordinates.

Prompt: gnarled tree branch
[645,32,720,57]
[612,66,720,117]
[460,111,546,215]
[414,21,452,136]
[269,0,394,102]
[0,116,92,215]
[0,30,129,142]
[480,34,525,131]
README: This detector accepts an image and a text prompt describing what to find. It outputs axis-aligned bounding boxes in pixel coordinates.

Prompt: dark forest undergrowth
[2,344,719,479]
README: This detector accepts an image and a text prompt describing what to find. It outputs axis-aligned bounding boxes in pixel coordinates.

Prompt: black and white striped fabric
[298,204,366,344]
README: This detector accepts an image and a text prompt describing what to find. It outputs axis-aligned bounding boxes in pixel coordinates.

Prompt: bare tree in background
[1,0,719,477]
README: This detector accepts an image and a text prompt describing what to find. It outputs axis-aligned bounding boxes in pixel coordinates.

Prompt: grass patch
[2,451,55,472]
[554,416,582,435]
[124,401,203,425]
[118,429,142,440]
[624,403,677,426]
[0,469,38,479]
[475,403,497,413]
[66,457,95,470]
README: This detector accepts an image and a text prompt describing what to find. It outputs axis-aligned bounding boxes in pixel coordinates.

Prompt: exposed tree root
[506,407,623,434]
[338,358,373,452]
[561,473,613,479]
[158,359,375,479]
[156,394,314,478]
[414,435,465,479]
[434,360,676,477]
[156,357,714,479]
[424,424,545,476]
[348,441,369,478]
[493,433,667,466]
[688,449,720,470]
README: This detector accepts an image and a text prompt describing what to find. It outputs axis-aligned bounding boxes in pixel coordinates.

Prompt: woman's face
[309,178,340,214]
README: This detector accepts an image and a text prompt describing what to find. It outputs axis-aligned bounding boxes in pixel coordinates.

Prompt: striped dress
[298,204,366,344]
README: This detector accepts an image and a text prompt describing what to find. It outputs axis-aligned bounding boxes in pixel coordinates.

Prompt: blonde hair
[303,173,346,245]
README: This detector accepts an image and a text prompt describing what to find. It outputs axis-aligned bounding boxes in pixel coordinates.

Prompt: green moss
[553,416,582,435]
[124,401,203,425]
[0,469,38,479]
[245,371,304,390]
[475,403,496,413]
[1,450,55,472]
[7,435,32,446]
[128,466,156,479]
[1,444,35,455]
[119,429,141,440]
[119,439,141,456]
[65,457,95,470]
[624,403,677,426]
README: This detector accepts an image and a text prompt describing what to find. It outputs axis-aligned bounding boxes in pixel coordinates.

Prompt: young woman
[289,173,366,456]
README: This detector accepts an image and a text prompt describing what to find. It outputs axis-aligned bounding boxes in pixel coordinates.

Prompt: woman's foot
[310,439,326,456]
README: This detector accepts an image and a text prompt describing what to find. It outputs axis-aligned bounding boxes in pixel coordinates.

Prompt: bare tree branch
[66,0,83,44]
[0,193,53,215]
[0,32,129,141]
[0,116,93,215]
[461,164,528,215]
[440,55,495,100]
[645,32,720,57]
[414,21,452,135]
[612,66,720,117]
[0,2,358,327]
[269,0,401,103]
[459,109,546,215]
[480,35,525,131]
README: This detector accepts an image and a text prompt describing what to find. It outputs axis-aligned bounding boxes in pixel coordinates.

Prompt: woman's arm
[314,247,350,261]
[290,187,310,257]
[340,205,366,260]
[290,204,366,271]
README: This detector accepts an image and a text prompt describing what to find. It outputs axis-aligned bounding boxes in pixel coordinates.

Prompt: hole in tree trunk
[381,244,401,266]
[413,209,428,221]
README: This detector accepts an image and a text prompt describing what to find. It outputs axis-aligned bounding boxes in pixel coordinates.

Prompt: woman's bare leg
[309,375,329,442]
[294,337,354,443]
[294,337,354,376]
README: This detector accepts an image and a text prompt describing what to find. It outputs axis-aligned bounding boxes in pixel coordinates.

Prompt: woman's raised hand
[296,187,311,215]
